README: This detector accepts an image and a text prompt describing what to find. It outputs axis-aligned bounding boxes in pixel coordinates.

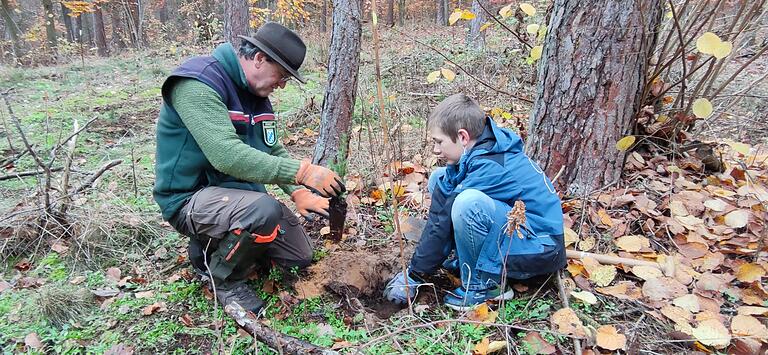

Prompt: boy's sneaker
[443,286,514,311]
[211,279,264,314]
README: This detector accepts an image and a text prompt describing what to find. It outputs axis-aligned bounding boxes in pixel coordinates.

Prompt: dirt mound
[294,250,398,299]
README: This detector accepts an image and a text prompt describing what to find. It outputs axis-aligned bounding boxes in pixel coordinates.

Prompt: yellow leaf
[519,3,536,16]
[615,135,636,151]
[537,24,547,38]
[615,235,650,252]
[474,337,490,355]
[571,290,598,305]
[526,23,539,34]
[499,4,513,18]
[440,68,456,82]
[490,107,504,119]
[597,209,613,227]
[589,265,617,287]
[728,141,750,155]
[460,10,476,20]
[448,10,463,25]
[692,319,731,349]
[666,11,673,19]
[696,32,721,55]
[487,340,508,353]
[691,98,713,118]
[564,227,578,247]
[713,41,732,59]
[479,22,493,32]
[426,70,441,84]
[530,45,543,61]
[501,112,512,120]
[596,325,627,351]
[735,263,765,283]
[724,209,749,228]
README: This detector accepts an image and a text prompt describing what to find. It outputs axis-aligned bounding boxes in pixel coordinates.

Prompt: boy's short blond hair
[428,94,486,143]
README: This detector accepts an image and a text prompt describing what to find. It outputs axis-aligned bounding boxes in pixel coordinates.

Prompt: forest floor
[1,24,767,354]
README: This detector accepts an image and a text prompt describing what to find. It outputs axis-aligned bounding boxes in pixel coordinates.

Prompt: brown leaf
[678,242,709,259]
[596,281,642,301]
[24,332,43,350]
[0,281,10,293]
[51,241,69,254]
[736,306,768,316]
[660,305,693,325]
[180,314,194,327]
[141,302,167,316]
[731,315,768,341]
[106,267,122,282]
[467,303,497,323]
[14,260,31,271]
[473,337,490,355]
[521,332,556,354]
[595,325,626,350]
[672,294,701,313]
[615,235,650,252]
[631,265,663,280]
[596,209,614,227]
[134,291,154,299]
[692,318,731,349]
[742,282,768,306]
[642,276,688,301]
[550,308,587,337]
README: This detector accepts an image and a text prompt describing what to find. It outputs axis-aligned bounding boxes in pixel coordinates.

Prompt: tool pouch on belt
[209,225,280,281]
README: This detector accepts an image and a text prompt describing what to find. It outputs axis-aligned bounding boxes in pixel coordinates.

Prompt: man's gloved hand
[294,159,345,198]
[291,189,329,218]
[383,271,418,304]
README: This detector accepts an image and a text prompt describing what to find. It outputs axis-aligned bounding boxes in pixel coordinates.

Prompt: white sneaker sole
[444,288,515,312]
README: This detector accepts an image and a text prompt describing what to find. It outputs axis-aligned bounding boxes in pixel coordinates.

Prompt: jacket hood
[212,43,250,92]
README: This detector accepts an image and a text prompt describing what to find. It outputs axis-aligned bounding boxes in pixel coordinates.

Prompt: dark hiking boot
[211,279,264,314]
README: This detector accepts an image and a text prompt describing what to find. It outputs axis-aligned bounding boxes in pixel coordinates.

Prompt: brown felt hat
[238,22,307,84]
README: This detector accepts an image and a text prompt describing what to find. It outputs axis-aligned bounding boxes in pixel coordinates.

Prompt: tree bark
[93,5,109,57]
[109,2,129,50]
[397,0,405,26]
[312,0,362,168]
[386,0,395,26]
[60,2,76,42]
[466,0,487,49]
[41,0,58,52]
[224,0,250,46]
[435,0,448,26]
[0,0,22,60]
[526,0,663,195]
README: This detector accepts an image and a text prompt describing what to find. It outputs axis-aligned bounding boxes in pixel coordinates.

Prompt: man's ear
[253,52,266,67]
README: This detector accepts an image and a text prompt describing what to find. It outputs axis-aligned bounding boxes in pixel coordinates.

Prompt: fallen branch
[224,302,339,355]
[0,167,64,181]
[566,249,676,276]
[73,159,122,194]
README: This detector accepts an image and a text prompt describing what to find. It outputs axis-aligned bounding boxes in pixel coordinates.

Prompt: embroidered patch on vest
[262,120,277,147]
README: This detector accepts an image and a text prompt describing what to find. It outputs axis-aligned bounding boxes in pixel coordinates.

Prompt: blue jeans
[429,168,510,291]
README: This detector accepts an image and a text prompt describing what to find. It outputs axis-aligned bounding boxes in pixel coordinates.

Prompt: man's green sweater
[154,44,301,221]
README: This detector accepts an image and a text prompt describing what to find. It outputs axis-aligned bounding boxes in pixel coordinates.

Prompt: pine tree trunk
[466,0,486,49]
[526,0,663,195]
[60,2,76,42]
[41,0,58,52]
[80,13,94,47]
[93,6,109,57]
[386,0,395,26]
[109,2,128,50]
[313,0,362,167]
[0,0,22,60]
[224,0,249,46]
[397,0,405,26]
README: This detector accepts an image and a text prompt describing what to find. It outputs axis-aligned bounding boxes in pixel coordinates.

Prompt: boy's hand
[291,189,329,218]
[383,271,418,304]
[294,159,345,197]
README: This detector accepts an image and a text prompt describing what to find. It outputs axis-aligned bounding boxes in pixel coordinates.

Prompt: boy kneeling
[384,94,566,311]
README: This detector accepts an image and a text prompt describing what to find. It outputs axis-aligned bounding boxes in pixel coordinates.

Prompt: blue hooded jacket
[410,117,565,278]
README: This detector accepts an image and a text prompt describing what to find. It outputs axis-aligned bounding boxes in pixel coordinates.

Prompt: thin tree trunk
[41,0,58,52]
[60,2,76,42]
[93,6,109,57]
[526,0,663,195]
[81,13,94,47]
[466,0,487,49]
[110,2,128,50]
[436,0,448,26]
[397,0,405,26]
[224,0,250,46]
[0,0,22,60]
[320,0,327,32]
[313,0,362,168]
[387,0,395,26]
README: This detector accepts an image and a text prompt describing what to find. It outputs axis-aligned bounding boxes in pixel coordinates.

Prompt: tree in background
[41,0,57,53]
[435,0,448,26]
[313,0,362,168]
[466,0,487,49]
[526,0,663,194]
[92,2,109,56]
[224,0,249,45]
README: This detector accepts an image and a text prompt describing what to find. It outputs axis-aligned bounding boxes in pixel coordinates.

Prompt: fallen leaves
[595,325,626,351]
[472,337,507,355]
[642,277,688,301]
[571,290,598,305]
[615,235,650,252]
[734,263,766,283]
[692,318,731,349]
[724,209,750,228]
[24,332,43,350]
[550,308,587,337]
[141,302,167,316]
